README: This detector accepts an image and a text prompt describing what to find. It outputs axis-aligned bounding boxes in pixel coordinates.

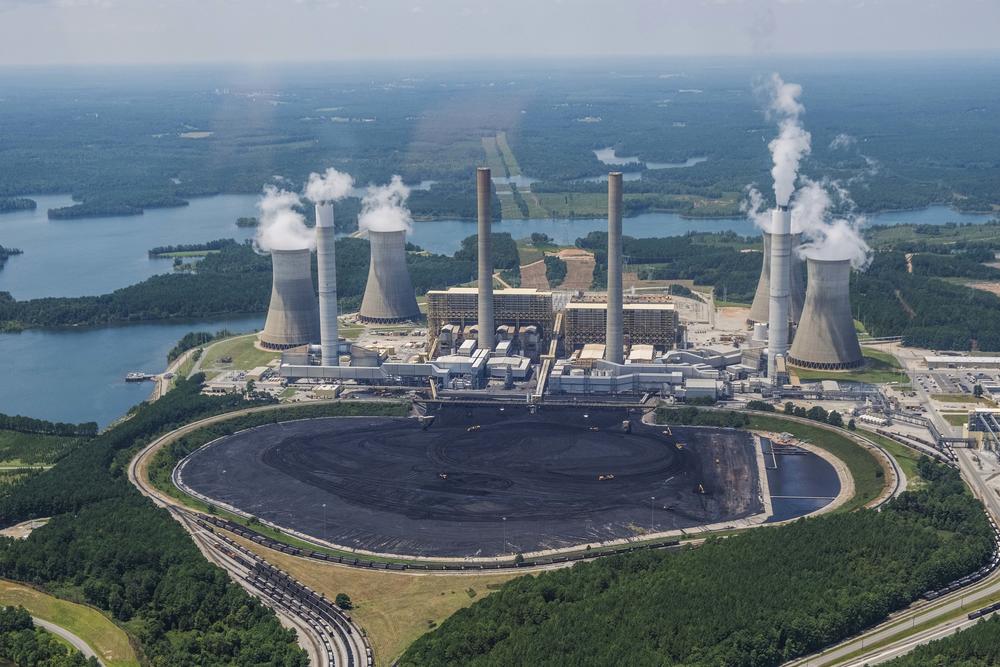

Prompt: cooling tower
[358,229,420,323]
[315,202,339,365]
[476,167,495,350]
[748,232,806,324]
[788,258,863,370]
[260,248,320,350]
[767,206,792,381]
[605,172,624,364]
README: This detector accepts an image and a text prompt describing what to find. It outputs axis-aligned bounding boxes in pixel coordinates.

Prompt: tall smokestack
[748,232,806,324]
[767,206,792,382]
[605,172,624,364]
[315,202,339,366]
[788,258,863,370]
[260,248,320,350]
[476,167,495,350]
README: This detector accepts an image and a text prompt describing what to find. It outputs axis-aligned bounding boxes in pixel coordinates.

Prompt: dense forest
[884,615,1000,666]
[0,197,36,213]
[0,413,97,438]
[400,458,991,666]
[0,245,24,271]
[0,606,98,667]
[0,376,308,665]
[1,60,997,225]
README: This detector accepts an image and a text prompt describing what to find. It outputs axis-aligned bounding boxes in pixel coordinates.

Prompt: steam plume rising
[358,175,413,234]
[255,186,314,251]
[743,186,803,234]
[792,179,871,270]
[762,73,811,207]
[305,167,354,203]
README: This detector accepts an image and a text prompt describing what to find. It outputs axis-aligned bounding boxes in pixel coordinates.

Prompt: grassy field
[857,428,927,490]
[494,131,521,176]
[748,415,886,511]
[199,335,278,371]
[0,579,138,667]
[932,393,994,405]
[229,534,521,665]
[0,430,78,467]
[793,348,908,385]
[942,413,970,426]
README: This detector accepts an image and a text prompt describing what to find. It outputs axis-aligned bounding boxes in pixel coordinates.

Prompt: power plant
[748,232,805,325]
[260,248,321,350]
[358,229,421,323]
[605,172,624,364]
[788,258,863,370]
[476,167,495,350]
[766,206,793,382]
[315,202,339,365]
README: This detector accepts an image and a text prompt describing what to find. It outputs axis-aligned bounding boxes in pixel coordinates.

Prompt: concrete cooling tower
[260,248,320,350]
[788,258,863,370]
[748,232,806,324]
[358,229,421,323]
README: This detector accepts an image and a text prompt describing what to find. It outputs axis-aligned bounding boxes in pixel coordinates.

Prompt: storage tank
[788,258,864,370]
[358,230,420,323]
[260,248,320,350]
[748,232,806,324]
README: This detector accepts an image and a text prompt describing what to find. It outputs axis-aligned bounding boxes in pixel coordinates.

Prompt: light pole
[322,503,327,541]
[650,496,655,534]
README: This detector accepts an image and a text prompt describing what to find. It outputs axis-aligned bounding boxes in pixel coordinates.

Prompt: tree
[974,384,984,398]
[335,593,353,610]
[806,406,829,423]
[828,411,844,428]
[784,402,795,415]
[848,419,857,431]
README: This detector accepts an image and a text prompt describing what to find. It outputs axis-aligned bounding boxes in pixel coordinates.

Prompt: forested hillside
[0,376,308,665]
[400,459,991,667]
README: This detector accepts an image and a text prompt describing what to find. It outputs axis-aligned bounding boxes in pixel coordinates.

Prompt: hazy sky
[0,0,997,66]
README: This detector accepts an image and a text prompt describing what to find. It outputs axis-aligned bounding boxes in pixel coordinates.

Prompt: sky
[0,0,997,66]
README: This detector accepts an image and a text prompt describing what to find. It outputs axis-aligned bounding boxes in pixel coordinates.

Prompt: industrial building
[563,300,678,351]
[358,229,421,323]
[426,287,555,358]
[926,356,1000,370]
[787,258,863,370]
[260,248,321,350]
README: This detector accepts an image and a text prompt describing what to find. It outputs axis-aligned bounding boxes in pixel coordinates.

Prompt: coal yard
[177,406,763,557]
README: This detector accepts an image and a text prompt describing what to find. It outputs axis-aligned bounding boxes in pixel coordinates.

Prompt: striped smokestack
[315,202,339,366]
[605,172,624,364]
[477,167,495,350]
[767,205,792,382]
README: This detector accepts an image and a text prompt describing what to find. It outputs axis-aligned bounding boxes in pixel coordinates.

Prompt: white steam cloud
[358,175,413,234]
[305,167,355,202]
[762,73,811,207]
[829,133,856,150]
[791,179,871,270]
[255,186,314,252]
[743,185,803,234]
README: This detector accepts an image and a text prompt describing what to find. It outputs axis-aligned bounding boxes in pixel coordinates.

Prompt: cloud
[304,167,354,202]
[759,73,811,207]
[829,133,856,150]
[358,175,413,233]
[791,178,871,269]
[255,185,314,251]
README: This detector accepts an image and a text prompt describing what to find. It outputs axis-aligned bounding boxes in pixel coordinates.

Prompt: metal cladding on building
[315,202,339,366]
[605,172,624,364]
[260,248,321,350]
[748,232,806,324]
[358,229,421,323]
[788,257,864,370]
[476,167,495,350]
[767,206,792,381]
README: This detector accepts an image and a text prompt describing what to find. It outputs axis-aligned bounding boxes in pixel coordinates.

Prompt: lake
[0,315,264,427]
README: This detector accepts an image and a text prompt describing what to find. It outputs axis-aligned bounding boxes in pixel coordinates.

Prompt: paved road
[33,617,105,666]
